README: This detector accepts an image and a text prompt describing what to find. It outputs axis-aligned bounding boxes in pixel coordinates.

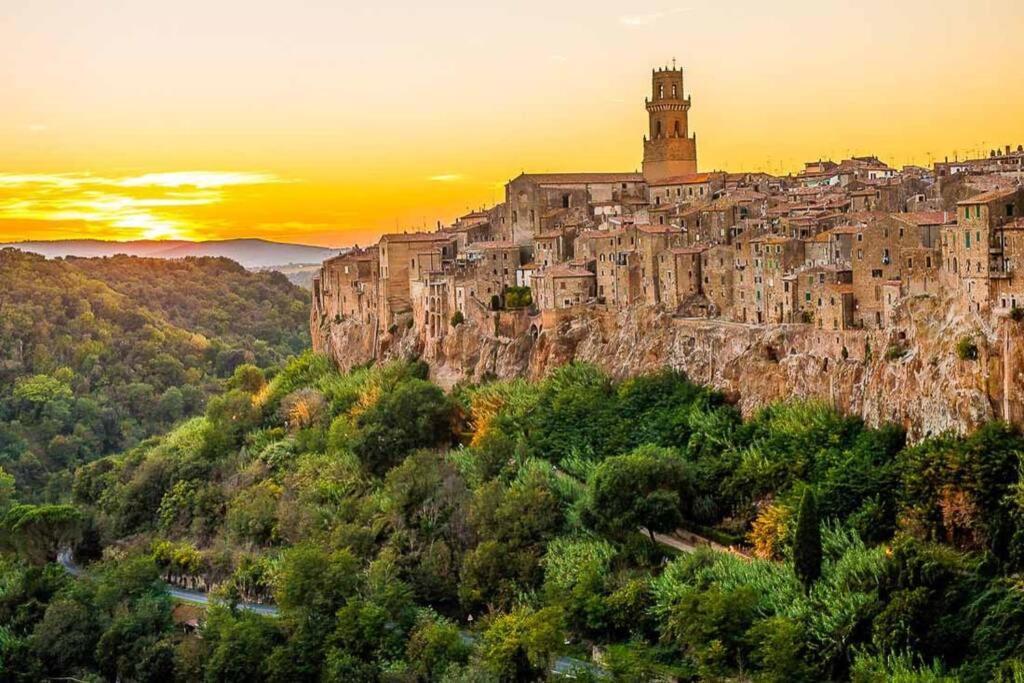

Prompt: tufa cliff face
[313,296,1024,441]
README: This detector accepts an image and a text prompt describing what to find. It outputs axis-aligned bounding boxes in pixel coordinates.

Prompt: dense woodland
[4,347,1024,681]
[0,249,309,499]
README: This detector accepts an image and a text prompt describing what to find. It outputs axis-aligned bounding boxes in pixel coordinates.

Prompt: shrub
[885,344,907,361]
[504,286,533,309]
[955,336,978,361]
[450,310,465,327]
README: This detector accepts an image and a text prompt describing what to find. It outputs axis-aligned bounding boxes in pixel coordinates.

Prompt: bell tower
[642,65,698,183]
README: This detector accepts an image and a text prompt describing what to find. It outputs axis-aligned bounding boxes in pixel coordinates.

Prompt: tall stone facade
[642,67,698,184]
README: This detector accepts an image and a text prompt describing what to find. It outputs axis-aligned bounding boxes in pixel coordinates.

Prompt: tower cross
[672,57,676,69]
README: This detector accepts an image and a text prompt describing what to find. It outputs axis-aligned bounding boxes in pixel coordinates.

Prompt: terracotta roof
[515,172,643,185]
[893,211,953,226]
[380,231,454,243]
[1003,218,1024,231]
[669,246,708,255]
[534,231,563,240]
[828,225,860,235]
[958,187,1020,205]
[466,240,518,250]
[445,221,491,233]
[543,265,595,278]
[636,224,678,234]
[647,172,716,187]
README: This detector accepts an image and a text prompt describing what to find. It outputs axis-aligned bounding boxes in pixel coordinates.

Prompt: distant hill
[0,250,312,495]
[0,238,343,269]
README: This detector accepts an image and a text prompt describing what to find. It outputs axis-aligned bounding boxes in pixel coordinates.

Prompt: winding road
[57,550,601,678]
[57,550,280,617]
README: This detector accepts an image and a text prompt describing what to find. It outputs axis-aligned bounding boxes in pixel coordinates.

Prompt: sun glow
[0,171,283,243]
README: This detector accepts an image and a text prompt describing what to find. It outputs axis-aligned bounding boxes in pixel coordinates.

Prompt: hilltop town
[311,65,1024,435]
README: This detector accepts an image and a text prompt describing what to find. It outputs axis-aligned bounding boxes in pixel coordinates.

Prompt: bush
[450,311,465,327]
[885,344,907,361]
[504,286,533,309]
[955,336,978,361]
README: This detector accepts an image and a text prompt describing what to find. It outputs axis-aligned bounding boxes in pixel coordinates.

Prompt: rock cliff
[313,296,1024,441]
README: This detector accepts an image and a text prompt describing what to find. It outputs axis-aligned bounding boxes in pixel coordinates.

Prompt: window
[656,120,662,137]
[965,232,971,248]
[673,120,680,136]
[926,256,932,268]
[871,269,883,278]
[857,233,863,242]
[659,84,664,98]
[1008,204,1015,217]
[964,207,971,220]
[671,84,677,97]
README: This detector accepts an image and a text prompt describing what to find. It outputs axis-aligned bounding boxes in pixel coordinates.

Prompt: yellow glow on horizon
[0,171,283,243]
[1,0,1022,247]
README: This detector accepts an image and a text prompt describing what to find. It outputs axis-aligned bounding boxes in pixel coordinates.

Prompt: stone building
[504,173,644,244]
[534,265,597,310]
[378,232,457,326]
[659,246,705,311]
[942,187,1024,312]
[642,67,698,184]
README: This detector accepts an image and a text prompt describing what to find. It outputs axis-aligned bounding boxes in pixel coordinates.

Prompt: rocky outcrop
[314,296,1024,441]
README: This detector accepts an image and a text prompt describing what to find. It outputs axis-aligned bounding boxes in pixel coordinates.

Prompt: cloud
[0,171,288,241]
[619,6,690,26]
[428,174,462,182]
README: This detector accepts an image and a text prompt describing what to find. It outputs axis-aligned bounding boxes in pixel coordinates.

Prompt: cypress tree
[793,488,822,592]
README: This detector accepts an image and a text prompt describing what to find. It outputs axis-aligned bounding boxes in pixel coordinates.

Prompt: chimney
[1007,145,1012,156]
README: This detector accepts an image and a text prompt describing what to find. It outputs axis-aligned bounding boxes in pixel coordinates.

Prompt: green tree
[352,379,453,476]
[478,606,564,681]
[793,488,822,591]
[586,445,689,541]
[1,504,83,564]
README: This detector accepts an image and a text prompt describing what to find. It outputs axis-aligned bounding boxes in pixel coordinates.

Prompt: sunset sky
[2,0,1023,247]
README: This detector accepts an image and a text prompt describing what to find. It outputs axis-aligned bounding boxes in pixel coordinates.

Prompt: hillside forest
[4,346,1024,681]
[0,249,310,500]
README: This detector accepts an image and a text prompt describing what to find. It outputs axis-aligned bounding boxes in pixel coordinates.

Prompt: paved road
[58,551,599,676]
[57,550,280,617]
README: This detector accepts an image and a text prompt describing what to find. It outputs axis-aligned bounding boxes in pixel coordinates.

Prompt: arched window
[671,84,677,97]
[656,121,662,138]
[952,257,958,273]
[673,120,680,137]
[659,84,664,98]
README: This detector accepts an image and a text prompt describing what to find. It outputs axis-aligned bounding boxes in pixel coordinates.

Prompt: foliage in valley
[3,351,1024,681]
[0,250,310,500]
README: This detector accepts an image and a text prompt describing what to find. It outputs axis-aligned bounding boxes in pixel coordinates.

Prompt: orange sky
[2,0,1023,247]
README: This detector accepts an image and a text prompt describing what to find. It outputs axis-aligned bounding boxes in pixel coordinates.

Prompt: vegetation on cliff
[0,249,310,500]
[4,352,1024,680]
